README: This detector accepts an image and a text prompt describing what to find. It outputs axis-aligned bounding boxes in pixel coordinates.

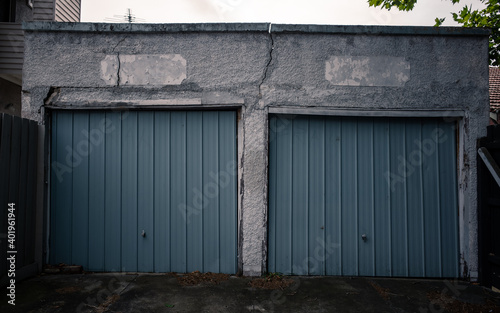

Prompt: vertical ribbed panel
[88,112,105,270]
[218,111,237,273]
[121,112,138,272]
[71,112,89,269]
[104,112,122,271]
[51,111,73,264]
[269,115,459,277]
[50,110,237,274]
[202,112,219,272]
[138,112,154,272]
[153,112,170,272]
[186,112,203,272]
[373,120,391,276]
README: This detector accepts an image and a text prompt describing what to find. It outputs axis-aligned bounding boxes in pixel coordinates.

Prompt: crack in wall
[112,37,127,52]
[116,53,121,86]
[258,24,274,99]
[111,37,127,87]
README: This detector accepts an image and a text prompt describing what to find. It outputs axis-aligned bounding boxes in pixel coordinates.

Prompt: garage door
[50,110,237,273]
[268,114,459,277]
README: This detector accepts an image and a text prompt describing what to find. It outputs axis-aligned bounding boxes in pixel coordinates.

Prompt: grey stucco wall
[22,22,490,278]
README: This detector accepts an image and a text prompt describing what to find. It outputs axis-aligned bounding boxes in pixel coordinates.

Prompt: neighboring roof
[491,67,500,111]
[22,22,491,36]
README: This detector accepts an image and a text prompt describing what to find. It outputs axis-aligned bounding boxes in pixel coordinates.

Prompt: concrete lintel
[46,98,248,109]
[45,104,243,111]
[201,92,245,105]
[269,107,466,118]
[46,99,202,107]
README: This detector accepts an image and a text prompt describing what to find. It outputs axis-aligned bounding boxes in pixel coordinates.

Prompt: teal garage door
[50,110,237,273]
[268,115,459,277]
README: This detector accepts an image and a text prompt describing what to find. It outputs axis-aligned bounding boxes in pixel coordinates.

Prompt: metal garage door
[50,110,237,273]
[268,114,459,277]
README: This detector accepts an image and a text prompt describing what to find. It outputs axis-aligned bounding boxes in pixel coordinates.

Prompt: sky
[81,0,486,26]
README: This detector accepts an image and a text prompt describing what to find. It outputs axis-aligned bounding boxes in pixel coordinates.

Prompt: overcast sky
[81,0,485,26]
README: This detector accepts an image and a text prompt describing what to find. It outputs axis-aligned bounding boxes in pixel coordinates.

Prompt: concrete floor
[1,273,500,312]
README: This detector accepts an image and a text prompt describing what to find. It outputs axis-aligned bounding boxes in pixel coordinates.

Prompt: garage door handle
[141,230,146,237]
[361,234,367,241]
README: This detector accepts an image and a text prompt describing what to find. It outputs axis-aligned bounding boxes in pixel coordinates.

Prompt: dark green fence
[0,113,38,283]
[478,124,500,289]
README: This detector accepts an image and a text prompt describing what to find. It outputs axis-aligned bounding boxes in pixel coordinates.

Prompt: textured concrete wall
[22,22,490,277]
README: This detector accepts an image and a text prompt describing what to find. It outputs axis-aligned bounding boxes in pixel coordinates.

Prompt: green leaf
[367,0,500,65]
[367,0,417,11]
[434,17,445,26]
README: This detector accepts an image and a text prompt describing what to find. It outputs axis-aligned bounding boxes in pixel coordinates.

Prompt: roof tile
[491,67,500,111]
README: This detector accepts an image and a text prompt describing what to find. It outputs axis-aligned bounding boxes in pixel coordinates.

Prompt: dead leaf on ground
[249,274,294,290]
[176,271,230,286]
[369,281,391,301]
[427,290,500,313]
[94,294,120,313]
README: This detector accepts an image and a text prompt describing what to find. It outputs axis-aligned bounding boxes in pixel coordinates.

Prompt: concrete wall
[15,0,34,22]
[22,22,490,278]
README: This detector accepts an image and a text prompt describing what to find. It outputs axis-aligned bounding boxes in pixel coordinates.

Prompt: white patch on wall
[101,55,119,86]
[325,56,410,87]
[101,54,187,86]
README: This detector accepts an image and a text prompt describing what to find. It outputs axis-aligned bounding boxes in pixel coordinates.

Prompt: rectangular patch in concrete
[101,54,186,86]
[325,56,410,87]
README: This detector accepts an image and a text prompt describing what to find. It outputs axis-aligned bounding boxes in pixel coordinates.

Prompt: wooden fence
[478,124,500,289]
[0,113,38,283]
